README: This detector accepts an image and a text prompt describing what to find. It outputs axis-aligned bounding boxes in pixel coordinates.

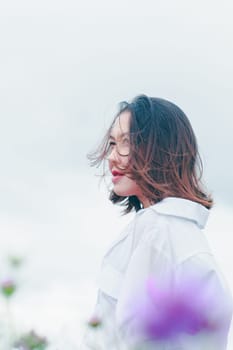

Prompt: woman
[82,95,232,349]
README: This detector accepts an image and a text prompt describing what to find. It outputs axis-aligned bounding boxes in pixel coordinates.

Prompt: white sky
[0,0,233,202]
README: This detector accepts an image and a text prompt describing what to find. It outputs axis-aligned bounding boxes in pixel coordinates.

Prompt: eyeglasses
[106,137,130,157]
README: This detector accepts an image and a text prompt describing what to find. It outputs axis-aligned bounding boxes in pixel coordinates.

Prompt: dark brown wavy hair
[88,95,213,214]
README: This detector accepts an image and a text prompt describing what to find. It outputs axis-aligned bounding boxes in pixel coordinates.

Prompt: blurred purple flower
[14,329,48,350]
[1,278,17,298]
[87,314,102,328]
[132,273,230,341]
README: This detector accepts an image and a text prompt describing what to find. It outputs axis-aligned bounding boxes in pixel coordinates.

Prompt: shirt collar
[139,197,209,229]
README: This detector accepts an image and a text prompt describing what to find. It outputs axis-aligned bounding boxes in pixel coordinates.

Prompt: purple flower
[87,314,102,328]
[131,272,231,341]
[1,279,17,298]
[14,329,48,350]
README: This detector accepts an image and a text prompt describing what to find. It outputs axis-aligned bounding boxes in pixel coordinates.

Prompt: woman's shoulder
[133,198,212,261]
[135,197,209,230]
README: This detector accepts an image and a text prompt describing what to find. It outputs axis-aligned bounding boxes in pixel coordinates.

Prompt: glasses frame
[106,136,130,158]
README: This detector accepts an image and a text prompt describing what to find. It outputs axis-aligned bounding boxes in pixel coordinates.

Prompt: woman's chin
[113,186,134,198]
[112,178,141,198]
[113,189,128,197]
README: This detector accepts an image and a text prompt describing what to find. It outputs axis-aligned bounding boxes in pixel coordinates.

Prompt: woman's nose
[107,146,119,162]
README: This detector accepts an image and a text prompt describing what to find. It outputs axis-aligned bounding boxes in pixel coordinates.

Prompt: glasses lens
[105,138,130,157]
[117,139,130,156]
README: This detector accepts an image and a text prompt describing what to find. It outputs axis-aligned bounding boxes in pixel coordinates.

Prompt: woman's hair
[88,95,213,214]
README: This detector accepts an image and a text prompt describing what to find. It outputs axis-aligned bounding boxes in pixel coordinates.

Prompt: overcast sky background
[0,0,233,348]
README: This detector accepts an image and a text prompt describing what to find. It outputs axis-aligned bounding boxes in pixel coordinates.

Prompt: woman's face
[107,111,149,206]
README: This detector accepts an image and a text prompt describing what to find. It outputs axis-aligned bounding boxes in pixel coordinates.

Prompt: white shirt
[81,197,233,350]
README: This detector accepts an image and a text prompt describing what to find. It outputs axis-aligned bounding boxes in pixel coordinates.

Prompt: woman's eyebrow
[109,132,129,139]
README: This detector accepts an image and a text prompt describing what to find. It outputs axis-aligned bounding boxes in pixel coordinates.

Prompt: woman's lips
[111,170,124,184]
[112,174,124,184]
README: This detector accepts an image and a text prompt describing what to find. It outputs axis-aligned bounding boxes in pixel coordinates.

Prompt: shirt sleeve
[115,238,233,350]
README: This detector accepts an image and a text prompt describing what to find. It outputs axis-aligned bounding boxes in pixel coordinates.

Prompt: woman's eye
[122,138,129,144]
[106,141,115,152]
